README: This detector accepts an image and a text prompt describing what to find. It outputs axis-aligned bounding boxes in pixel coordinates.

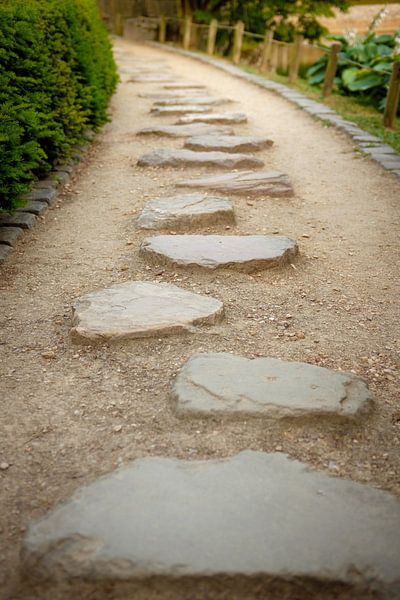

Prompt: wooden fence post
[115,12,123,36]
[207,19,218,56]
[383,61,400,129]
[322,42,341,97]
[261,30,273,72]
[232,21,244,65]
[183,16,192,50]
[159,15,167,43]
[289,34,303,83]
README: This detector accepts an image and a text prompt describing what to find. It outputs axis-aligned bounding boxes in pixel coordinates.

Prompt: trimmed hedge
[0,0,118,212]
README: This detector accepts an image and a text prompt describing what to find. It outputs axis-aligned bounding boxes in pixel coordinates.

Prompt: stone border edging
[148,42,400,179]
[0,139,92,265]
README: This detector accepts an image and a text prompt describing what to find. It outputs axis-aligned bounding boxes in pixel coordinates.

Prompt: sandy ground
[0,38,399,599]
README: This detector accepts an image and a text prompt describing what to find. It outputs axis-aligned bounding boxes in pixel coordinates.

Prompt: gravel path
[0,38,399,599]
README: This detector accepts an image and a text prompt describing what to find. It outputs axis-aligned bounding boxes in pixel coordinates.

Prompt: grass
[239,65,400,154]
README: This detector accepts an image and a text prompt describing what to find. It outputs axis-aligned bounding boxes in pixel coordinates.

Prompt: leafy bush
[0,0,118,212]
[307,31,400,111]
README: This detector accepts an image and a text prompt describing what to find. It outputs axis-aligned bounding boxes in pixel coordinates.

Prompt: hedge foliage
[0,0,118,212]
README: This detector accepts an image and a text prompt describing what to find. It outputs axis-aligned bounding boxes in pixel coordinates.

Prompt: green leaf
[348,70,385,91]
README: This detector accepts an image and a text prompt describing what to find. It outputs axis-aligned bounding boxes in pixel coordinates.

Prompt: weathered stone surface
[137,149,263,170]
[24,187,57,206]
[137,123,235,138]
[172,353,372,419]
[184,134,273,153]
[151,105,211,116]
[177,170,294,197]
[177,112,247,125]
[154,96,231,106]
[129,75,178,83]
[140,235,298,271]
[164,83,207,89]
[137,193,235,230]
[139,91,206,99]
[17,201,48,216]
[0,212,36,229]
[70,281,223,342]
[0,227,23,247]
[22,450,400,596]
[0,244,12,263]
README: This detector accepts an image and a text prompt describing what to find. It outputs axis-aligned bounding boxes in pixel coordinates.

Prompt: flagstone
[137,193,235,230]
[172,353,372,419]
[177,170,294,197]
[177,112,247,125]
[184,134,273,153]
[151,105,211,116]
[140,235,298,271]
[70,281,223,343]
[154,97,231,106]
[137,149,264,169]
[137,123,235,138]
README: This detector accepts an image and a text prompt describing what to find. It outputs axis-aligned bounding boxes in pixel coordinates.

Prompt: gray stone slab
[139,91,206,99]
[0,244,13,263]
[137,149,264,170]
[0,226,23,247]
[36,178,60,189]
[22,450,400,597]
[164,83,207,89]
[177,170,294,197]
[137,123,235,138]
[129,75,179,83]
[0,212,36,229]
[154,96,231,106]
[177,112,247,125]
[140,235,298,271]
[17,201,48,216]
[151,105,211,116]
[137,193,235,230]
[184,135,273,153]
[172,353,372,419]
[70,281,223,343]
[24,187,57,206]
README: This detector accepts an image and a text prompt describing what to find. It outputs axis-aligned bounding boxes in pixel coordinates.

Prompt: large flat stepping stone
[164,82,207,89]
[129,75,179,83]
[154,96,232,106]
[177,112,247,125]
[22,450,400,597]
[185,134,273,153]
[172,353,372,419]
[137,123,235,138]
[177,170,294,197]
[139,92,208,99]
[137,193,235,230]
[150,105,211,116]
[140,235,298,271]
[137,149,263,170]
[70,281,223,342]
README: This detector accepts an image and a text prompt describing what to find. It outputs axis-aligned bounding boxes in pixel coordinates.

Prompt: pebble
[0,462,10,470]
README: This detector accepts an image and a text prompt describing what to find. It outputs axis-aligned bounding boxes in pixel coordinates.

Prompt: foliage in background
[0,0,118,212]
[180,0,349,41]
[307,30,400,111]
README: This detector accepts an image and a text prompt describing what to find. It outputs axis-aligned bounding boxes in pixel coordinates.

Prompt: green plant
[0,0,117,212]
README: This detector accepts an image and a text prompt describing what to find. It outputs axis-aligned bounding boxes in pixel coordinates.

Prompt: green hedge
[0,0,118,212]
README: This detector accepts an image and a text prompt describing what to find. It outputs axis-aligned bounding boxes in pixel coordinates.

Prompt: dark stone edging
[148,42,400,179]
[0,141,91,265]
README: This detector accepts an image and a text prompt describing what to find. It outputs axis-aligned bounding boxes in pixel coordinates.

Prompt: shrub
[0,0,118,212]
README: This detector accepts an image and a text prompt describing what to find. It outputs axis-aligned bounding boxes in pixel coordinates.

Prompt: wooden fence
[119,14,400,129]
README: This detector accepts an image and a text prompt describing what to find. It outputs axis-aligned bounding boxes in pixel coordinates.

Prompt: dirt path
[1,38,399,598]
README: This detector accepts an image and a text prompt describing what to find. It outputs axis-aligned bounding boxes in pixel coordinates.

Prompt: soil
[0,38,399,599]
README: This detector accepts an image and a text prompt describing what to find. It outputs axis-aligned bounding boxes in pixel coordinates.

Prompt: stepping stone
[129,75,179,83]
[151,105,211,116]
[70,281,223,343]
[140,235,298,271]
[154,97,231,106]
[0,244,12,263]
[139,92,207,99]
[164,83,207,89]
[0,212,36,229]
[137,123,235,138]
[177,112,247,125]
[137,193,235,230]
[22,450,400,596]
[17,201,48,216]
[172,353,372,419]
[184,134,273,153]
[177,170,294,197]
[137,149,264,170]
[0,227,23,247]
